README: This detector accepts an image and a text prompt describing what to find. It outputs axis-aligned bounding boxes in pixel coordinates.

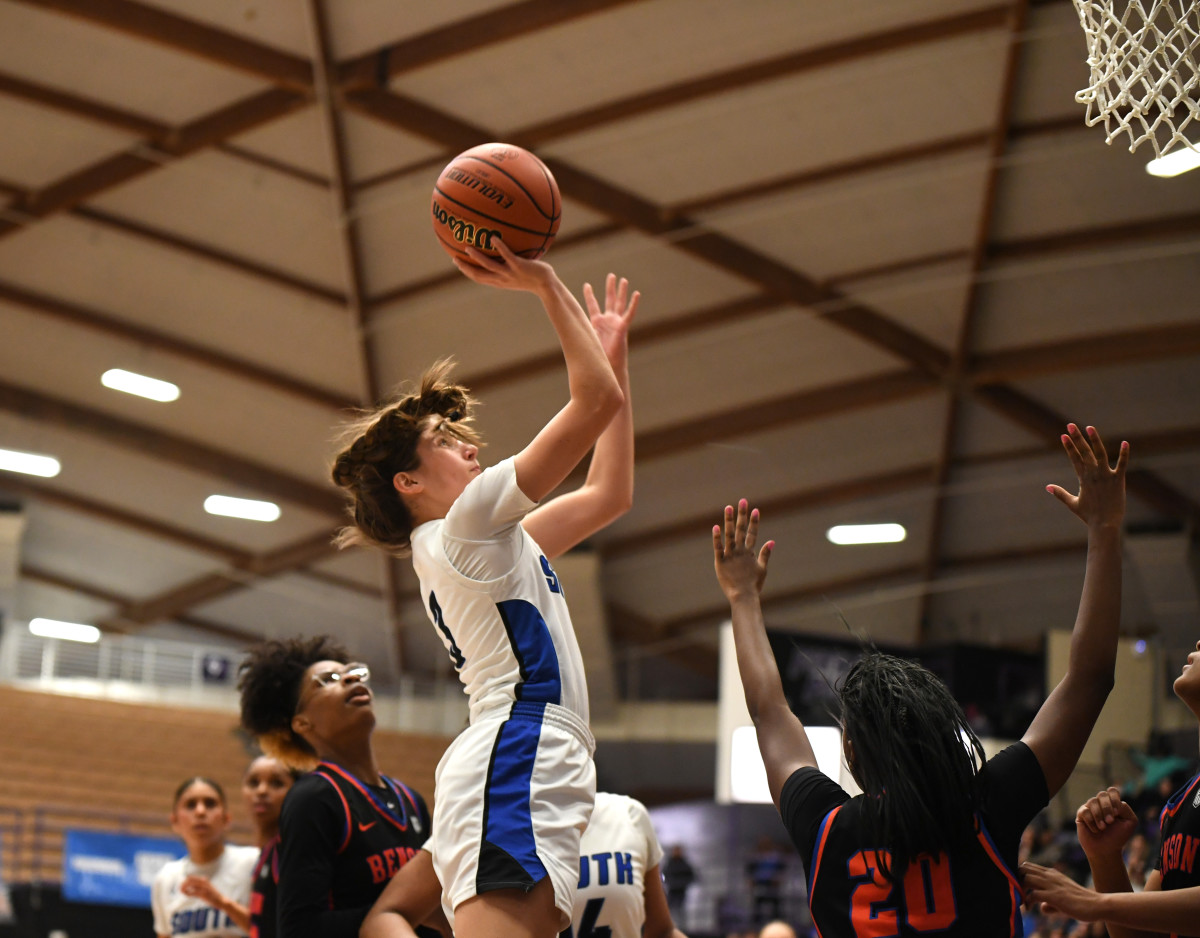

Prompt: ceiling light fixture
[29,618,101,643]
[827,523,907,545]
[101,369,180,402]
[204,495,281,522]
[1146,145,1200,178]
[0,447,61,478]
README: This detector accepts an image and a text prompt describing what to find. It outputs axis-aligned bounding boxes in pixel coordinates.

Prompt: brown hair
[331,359,480,556]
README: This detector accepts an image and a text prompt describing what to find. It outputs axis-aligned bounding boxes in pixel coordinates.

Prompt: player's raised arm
[523,272,638,559]
[453,240,623,505]
[714,500,818,808]
[1020,424,1128,796]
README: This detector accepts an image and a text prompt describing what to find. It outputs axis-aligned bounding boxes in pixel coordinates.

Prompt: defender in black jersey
[238,637,440,938]
[1022,637,1200,938]
[276,762,431,937]
[713,424,1128,938]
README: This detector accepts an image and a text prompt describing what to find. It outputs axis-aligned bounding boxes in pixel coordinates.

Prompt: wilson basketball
[431,143,562,264]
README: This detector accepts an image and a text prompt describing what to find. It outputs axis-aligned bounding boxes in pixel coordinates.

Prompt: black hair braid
[841,653,984,883]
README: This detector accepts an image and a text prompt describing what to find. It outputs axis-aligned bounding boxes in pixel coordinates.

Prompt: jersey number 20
[848,850,956,937]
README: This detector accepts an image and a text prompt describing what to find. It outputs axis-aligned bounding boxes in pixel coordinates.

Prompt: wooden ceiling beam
[916,0,1030,637]
[70,205,348,305]
[973,384,1200,523]
[970,321,1200,384]
[0,379,345,517]
[102,530,337,628]
[0,69,168,137]
[0,88,308,239]
[21,563,261,644]
[0,278,355,411]
[988,210,1200,263]
[307,0,376,404]
[515,6,1011,147]
[367,222,622,312]
[337,0,644,90]
[346,89,952,375]
[22,0,313,90]
[308,0,400,662]
[601,465,939,560]
[0,474,251,566]
[634,369,937,463]
[216,144,332,189]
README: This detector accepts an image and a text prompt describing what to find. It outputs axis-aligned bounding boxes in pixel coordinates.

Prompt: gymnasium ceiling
[2,0,1199,703]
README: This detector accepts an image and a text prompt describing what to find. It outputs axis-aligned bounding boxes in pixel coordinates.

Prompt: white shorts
[429,700,596,930]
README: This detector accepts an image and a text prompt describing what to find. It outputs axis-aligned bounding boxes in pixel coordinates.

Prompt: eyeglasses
[310,664,370,688]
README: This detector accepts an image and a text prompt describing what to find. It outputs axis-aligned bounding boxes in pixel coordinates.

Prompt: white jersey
[569,793,664,938]
[411,457,589,724]
[151,844,258,937]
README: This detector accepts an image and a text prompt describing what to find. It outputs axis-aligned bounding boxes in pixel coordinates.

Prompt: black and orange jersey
[1154,769,1200,938]
[248,835,280,938]
[780,742,1048,938]
[277,762,431,938]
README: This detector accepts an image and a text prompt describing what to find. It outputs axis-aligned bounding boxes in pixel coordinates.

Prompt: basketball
[430,143,562,264]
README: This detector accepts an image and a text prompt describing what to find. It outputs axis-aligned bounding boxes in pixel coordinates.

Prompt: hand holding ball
[431,143,562,265]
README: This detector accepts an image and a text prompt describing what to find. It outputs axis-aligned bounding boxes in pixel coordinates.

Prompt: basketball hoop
[1072,0,1200,155]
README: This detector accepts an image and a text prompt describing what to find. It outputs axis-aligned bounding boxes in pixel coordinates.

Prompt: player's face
[171,781,229,850]
[1172,640,1200,714]
[242,756,293,830]
[292,659,375,748]
[405,420,481,512]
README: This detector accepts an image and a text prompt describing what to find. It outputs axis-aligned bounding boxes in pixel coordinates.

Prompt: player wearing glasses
[238,637,439,938]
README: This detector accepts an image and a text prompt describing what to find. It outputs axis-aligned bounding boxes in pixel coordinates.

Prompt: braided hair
[238,636,350,770]
[839,652,985,883]
[331,359,480,556]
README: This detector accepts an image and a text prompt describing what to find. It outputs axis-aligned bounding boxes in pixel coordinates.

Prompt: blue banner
[63,830,184,908]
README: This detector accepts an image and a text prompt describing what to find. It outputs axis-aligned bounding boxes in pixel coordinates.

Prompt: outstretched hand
[713,499,774,602]
[452,238,556,294]
[583,273,639,366]
[1047,424,1128,530]
[1019,861,1103,921]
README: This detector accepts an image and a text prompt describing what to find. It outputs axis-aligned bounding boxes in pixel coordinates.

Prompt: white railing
[0,628,469,737]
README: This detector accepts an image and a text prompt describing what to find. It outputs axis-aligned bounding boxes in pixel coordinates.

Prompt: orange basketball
[431,143,561,264]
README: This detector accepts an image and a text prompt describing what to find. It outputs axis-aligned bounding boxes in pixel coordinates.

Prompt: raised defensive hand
[1075,786,1139,859]
[583,272,639,366]
[1047,424,1128,529]
[713,498,774,602]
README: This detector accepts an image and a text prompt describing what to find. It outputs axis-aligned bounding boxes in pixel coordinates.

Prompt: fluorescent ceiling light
[0,447,61,478]
[827,523,907,545]
[101,369,180,402]
[1146,146,1200,178]
[204,495,281,522]
[29,618,100,643]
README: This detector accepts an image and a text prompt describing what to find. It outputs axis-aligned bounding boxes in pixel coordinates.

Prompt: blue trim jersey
[411,456,589,725]
[1153,770,1200,938]
[566,792,664,938]
[152,844,259,937]
[780,742,1049,938]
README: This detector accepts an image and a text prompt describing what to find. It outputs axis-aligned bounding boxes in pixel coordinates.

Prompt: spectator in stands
[171,755,298,938]
[758,921,796,938]
[238,636,440,938]
[152,776,259,938]
[662,845,697,926]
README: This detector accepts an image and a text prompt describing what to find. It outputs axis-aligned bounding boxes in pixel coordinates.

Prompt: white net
[1072,0,1200,155]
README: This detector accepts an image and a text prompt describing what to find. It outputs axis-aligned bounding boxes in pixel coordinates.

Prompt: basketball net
[1072,0,1200,155]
